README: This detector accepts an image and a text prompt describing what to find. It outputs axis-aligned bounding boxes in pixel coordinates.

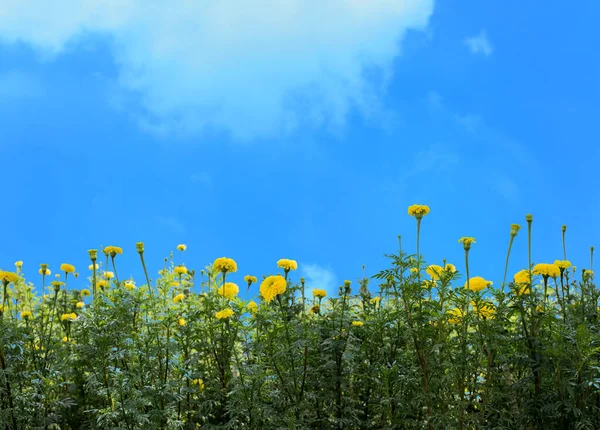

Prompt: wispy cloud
[302,263,337,297]
[464,30,493,57]
[0,0,434,141]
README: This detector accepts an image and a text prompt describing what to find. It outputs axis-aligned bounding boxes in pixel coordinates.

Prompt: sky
[1,0,599,298]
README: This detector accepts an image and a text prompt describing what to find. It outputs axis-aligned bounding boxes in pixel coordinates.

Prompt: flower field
[1,207,599,429]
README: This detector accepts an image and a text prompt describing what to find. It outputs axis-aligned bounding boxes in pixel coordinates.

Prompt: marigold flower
[260,275,287,302]
[76,302,85,309]
[445,263,457,273]
[465,276,492,292]
[471,301,495,319]
[177,244,187,251]
[89,263,100,271]
[447,308,463,324]
[458,237,476,250]
[533,263,560,278]
[178,318,186,327]
[308,304,320,314]
[313,289,327,299]
[38,268,51,276]
[244,275,257,285]
[213,257,237,274]
[218,282,239,299]
[554,260,572,270]
[124,280,136,290]
[192,379,205,390]
[104,246,123,256]
[426,265,444,280]
[60,264,75,274]
[247,300,258,312]
[352,321,364,327]
[15,261,23,269]
[51,281,64,291]
[81,289,91,297]
[174,265,188,275]
[410,268,419,274]
[103,271,115,280]
[0,271,19,284]
[216,308,234,320]
[88,249,98,260]
[61,313,77,322]
[510,224,521,236]
[173,293,185,303]
[170,281,180,287]
[371,297,381,305]
[62,336,69,343]
[407,204,430,218]
[277,259,298,271]
[422,280,436,289]
[20,310,32,320]
[136,242,145,253]
[96,280,109,290]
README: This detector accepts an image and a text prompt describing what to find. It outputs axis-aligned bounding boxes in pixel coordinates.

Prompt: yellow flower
[177,244,187,251]
[20,310,32,319]
[352,321,364,327]
[170,281,180,287]
[76,302,85,309]
[260,275,287,302]
[426,265,444,280]
[244,275,258,285]
[61,313,77,322]
[465,276,492,292]
[445,263,457,273]
[96,280,109,290]
[218,282,239,299]
[174,265,188,276]
[510,224,521,236]
[0,271,19,283]
[178,318,186,327]
[103,271,115,280]
[533,263,560,278]
[104,246,123,256]
[471,301,495,319]
[313,289,327,299]
[192,379,205,390]
[308,304,320,314]
[173,293,185,304]
[60,264,75,274]
[410,268,419,274]
[458,237,476,250]
[51,281,65,291]
[81,289,91,297]
[371,297,381,305]
[15,261,23,269]
[39,266,51,276]
[216,308,234,320]
[277,259,298,271]
[62,336,69,343]
[513,269,531,285]
[422,280,436,289]
[447,308,463,324]
[213,257,237,274]
[247,300,258,312]
[124,280,136,290]
[88,263,100,271]
[407,204,430,217]
[554,260,572,270]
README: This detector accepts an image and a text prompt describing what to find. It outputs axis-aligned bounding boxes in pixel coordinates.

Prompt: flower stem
[503,235,515,287]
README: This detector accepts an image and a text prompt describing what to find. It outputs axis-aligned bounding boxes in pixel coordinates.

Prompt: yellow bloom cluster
[247,301,258,312]
[39,267,51,276]
[174,265,188,275]
[178,318,186,327]
[173,293,185,303]
[445,263,457,273]
[76,302,85,309]
[534,263,560,278]
[15,261,23,269]
[447,308,463,324]
[96,280,109,290]
[422,280,436,289]
[213,257,237,273]
[426,265,444,280]
[104,246,123,256]
[465,276,492,292]
[410,268,419,274]
[407,204,430,217]
[260,275,287,302]
[277,259,298,271]
[20,310,33,319]
[192,379,205,390]
[312,289,327,299]
[177,244,187,251]
[0,271,19,283]
[103,271,115,280]
[458,237,476,247]
[81,289,91,297]
[89,263,100,271]
[244,275,258,285]
[553,260,572,270]
[216,308,234,320]
[471,301,495,319]
[61,313,77,322]
[371,297,381,305]
[124,280,136,290]
[218,282,239,299]
[60,264,76,274]
[513,270,532,295]
[352,321,364,327]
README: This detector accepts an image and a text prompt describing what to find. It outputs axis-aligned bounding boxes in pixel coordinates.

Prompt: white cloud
[0,0,434,141]
[464,30,493,57]
[302,263,337,297]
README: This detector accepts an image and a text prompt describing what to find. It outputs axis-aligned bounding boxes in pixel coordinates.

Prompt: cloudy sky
[1,0,598,296]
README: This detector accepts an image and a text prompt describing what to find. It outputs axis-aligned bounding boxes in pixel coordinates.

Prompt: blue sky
[1,0,599,297]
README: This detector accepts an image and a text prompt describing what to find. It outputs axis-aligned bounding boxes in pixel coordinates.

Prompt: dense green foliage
[1,241,599,429]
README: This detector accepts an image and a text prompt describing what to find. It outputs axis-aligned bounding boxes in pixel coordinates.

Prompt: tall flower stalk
[503,224,521,287]
[408,204,430,281]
